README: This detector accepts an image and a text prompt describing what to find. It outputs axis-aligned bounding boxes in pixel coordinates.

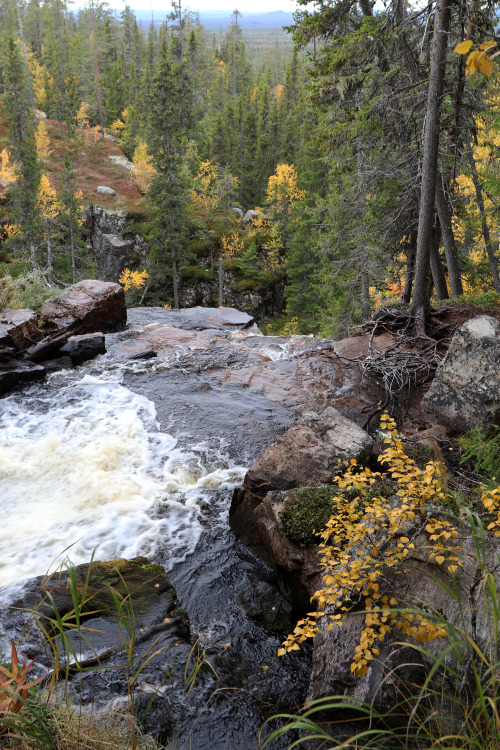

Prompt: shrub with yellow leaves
[279,415,456,675]
[130,142,156,195]
[118,268,149,291]
[454,39,499,78]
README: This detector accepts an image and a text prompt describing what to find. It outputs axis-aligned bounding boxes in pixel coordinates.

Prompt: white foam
[0,372,245,588]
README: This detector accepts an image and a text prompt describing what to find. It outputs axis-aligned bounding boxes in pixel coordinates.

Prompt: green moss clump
[279,485,334,547]
[447,291,500,310]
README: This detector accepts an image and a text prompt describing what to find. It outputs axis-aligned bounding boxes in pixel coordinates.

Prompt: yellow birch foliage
[35,121,53,163]
[0,149,16,187]
[190,160,220,215]
[279,415,456,675]
[110,108,128,138]
[37,174,60,220]
[119,268,149,291]
[454,39,499,78]
[27,50,53,109]
[452,105,500,292]
[266,164,305,210]
[130,141,156,194]
[221,232,244,258]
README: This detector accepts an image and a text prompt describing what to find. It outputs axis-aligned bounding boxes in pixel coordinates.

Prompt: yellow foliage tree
[279,415,461,676]
[37,174,61,283]
[0,149,16,187]
[452,106,500,294]
[266,163,305,217]
[119,268,149,291]
[27,50,53,109]
[35,121,53,164]
[130,141,156,194]
[221,232,244,259]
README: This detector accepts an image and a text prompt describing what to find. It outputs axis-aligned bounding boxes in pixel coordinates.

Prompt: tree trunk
[430,228,449,300]
[171,246,179,309]
[411,0,452,328]
[403,229,417,304]
[218,255,224,307]
[356,149,371,320]
[435,175,463,296]
[15,0,36,119]
[30,242,38,272]
[466,137,500,293]
[91,1,105,140]
[45,217,53,284]
[68,205,76,283]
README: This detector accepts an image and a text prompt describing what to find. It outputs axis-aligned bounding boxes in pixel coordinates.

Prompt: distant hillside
[135,8,295,30]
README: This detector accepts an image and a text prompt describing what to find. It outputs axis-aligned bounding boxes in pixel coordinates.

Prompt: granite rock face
[423,315,500,432]
[38,279,126,333]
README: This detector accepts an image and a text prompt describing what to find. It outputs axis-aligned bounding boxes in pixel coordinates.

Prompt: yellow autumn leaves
[454,39,499,78]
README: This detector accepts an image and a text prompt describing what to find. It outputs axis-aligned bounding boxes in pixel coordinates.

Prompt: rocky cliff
[84,205,285,320]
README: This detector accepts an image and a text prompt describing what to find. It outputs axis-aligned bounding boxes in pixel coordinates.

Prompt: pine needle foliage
[458,425,500,479]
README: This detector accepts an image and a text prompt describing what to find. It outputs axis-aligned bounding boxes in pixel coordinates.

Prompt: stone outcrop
[0,309,43,350]
[85,205,150,283]
[38,279,126,334]
[230,407,373,605]
[60,331,106,365]
[423,315,500,432]
[84,206,285,319]
[96,185,116,196]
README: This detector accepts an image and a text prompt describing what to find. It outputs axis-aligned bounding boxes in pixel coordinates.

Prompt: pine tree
[3,37,42,271]
[148,39,190,309]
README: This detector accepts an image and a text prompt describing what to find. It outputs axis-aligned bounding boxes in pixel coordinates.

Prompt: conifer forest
[1,0,500,334]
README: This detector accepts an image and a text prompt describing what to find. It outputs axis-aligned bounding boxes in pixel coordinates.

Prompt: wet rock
[0,309,43,350]
[0,359,45,393]
[230,408,373,603]
[237,580,294,634]
[60,331,106,365]
[233,407,372,497]
[38,279,126,334]
[3,557,190,676]
[96,185,116,196]
[423,315,500,432]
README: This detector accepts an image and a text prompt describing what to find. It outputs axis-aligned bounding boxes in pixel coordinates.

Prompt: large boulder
[423,315,500,432]
[38,279,126,334]
[0,309,43,350]
[230,407,373,605]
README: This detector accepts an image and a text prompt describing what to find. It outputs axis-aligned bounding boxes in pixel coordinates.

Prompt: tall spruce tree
[148,38,190,309]
[4,37,42,271]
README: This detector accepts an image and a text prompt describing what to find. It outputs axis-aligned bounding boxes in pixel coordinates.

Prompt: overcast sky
[102,0,300,16]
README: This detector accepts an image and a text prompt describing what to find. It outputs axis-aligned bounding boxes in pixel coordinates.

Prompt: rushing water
[0,311,316,748]
[0,368,246,588]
